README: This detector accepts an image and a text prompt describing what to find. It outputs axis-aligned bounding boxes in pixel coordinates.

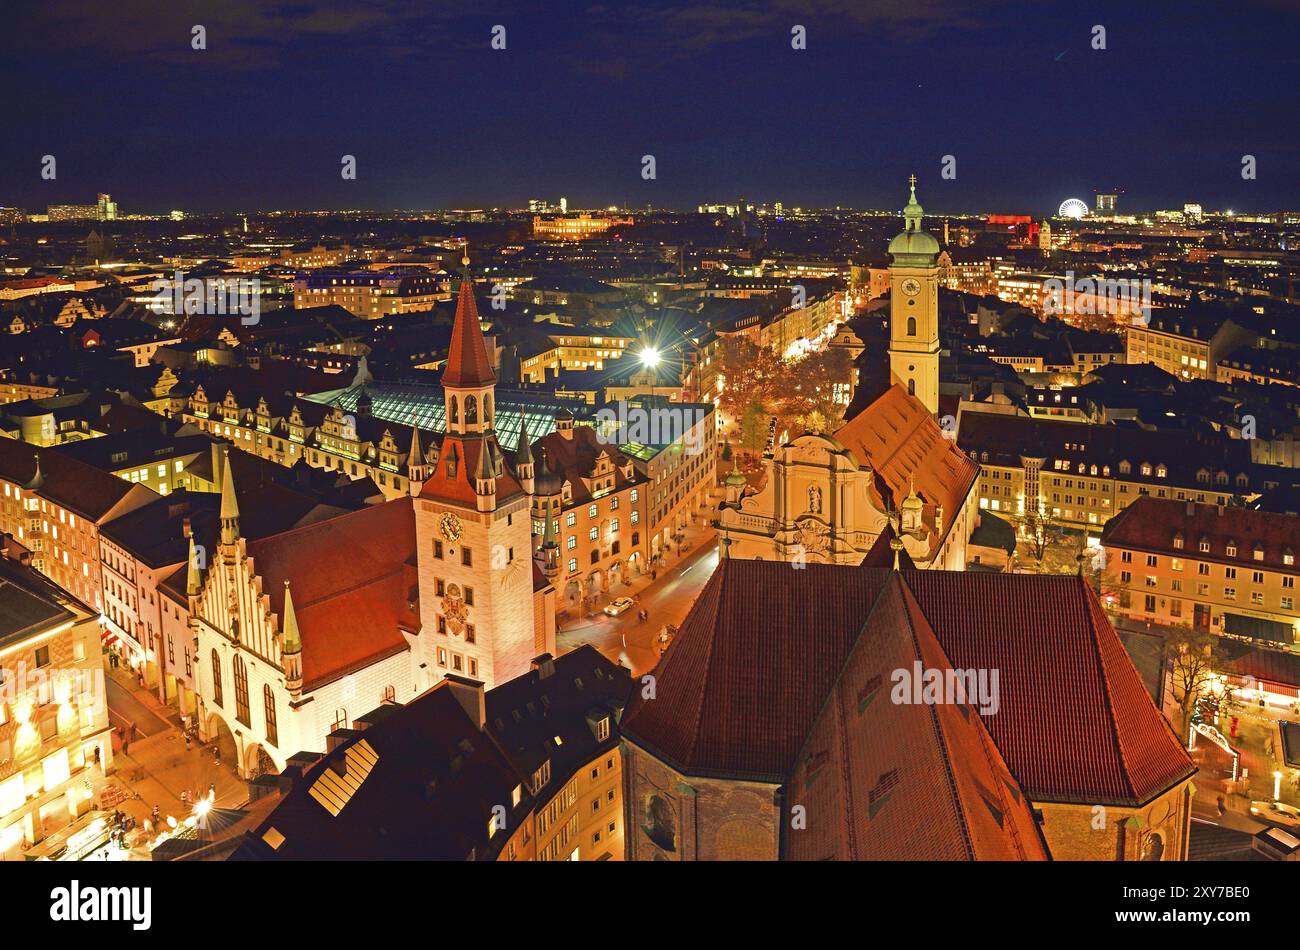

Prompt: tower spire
[904,174,923,232]
[186,532,203,596]
[281,579,302,655]
[219,447,240,545]
[442,275,496,389]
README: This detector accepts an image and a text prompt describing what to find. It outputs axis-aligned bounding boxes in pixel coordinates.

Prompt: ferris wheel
[1057,198,1089,219]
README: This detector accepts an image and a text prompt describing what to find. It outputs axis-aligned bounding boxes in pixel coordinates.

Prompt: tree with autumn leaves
[717,336,853,449]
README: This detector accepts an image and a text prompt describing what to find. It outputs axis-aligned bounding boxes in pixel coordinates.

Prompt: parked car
[1250,800,1300,830]
[603,597,635,617]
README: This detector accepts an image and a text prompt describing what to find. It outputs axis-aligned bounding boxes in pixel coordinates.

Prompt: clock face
[900,278,921,297]
[439,512,463,542]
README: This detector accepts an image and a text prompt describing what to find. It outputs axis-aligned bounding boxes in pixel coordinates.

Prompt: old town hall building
[718,181,979,570]
[190,273,557,777]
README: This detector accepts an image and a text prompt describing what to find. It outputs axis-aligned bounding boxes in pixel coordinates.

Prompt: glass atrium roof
[306,382,593,447]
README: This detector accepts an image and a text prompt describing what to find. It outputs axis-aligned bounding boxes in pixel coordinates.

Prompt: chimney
[442,674,486,730]
[532,653,556,680]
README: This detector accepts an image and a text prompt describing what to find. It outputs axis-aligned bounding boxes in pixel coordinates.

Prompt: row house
[957,409,1257,534]
[1101,497,1299,645]
[530,416,650,607]
[0,554,112,860]
[179,381,421,501]
[0,439,155,614]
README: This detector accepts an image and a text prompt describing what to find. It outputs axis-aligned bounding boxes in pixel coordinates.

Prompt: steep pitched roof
[0,438,154,523]
[834,384,978,558]
[232,683,526,860]
[623,559,889,783]
[622,560,1194,811]
[786,576,1049,860]
[418,434,523,507]
[900,570,1196,806]
[441,278,495,389]
[243,498,420,690]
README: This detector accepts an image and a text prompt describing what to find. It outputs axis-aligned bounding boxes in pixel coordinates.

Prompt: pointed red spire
[442,277,496,389]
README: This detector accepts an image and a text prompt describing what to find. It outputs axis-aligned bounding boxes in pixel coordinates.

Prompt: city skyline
[5,0,1299,214]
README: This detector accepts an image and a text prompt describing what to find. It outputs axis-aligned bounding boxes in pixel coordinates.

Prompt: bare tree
[1019,505,1064,565]
[1167,628,1228,742]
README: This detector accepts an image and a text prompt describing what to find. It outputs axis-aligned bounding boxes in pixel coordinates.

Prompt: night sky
[5,0,1299,215]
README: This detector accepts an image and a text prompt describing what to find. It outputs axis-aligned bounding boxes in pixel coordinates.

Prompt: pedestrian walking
[184,732,191,750]
[213,744,221,765]
[208,783,216,801]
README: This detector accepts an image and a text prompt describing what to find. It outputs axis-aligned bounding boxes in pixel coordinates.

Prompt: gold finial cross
[908,174,917,191]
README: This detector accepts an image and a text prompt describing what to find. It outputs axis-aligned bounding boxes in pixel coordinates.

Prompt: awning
[1223,612,1294,645]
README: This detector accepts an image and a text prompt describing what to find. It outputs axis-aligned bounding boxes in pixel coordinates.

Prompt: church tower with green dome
[887,176,941,415]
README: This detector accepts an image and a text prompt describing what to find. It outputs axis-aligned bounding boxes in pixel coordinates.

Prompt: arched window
[1141,832,1165,861]
[465,394,478,425]
[906,316,916,336]
[645,794,677,852]
[211,649,223,708]
[908,378,916,396]
[449,396,459,425]
[234,655,250,726]
[483,394,492,426]
[264,684,278,746]
[332,708,348,731]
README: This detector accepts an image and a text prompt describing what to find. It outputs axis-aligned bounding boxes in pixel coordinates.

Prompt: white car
[603,597,635,617]
[1250,800,1300,829]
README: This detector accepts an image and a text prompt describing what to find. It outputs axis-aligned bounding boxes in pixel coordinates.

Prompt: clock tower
[415,262,537,690]
[887,176,941,416]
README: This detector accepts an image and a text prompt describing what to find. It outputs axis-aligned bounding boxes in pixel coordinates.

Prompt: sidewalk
[102,666,247,857]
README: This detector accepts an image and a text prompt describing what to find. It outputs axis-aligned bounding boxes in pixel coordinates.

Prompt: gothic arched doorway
[245,743,278,780]
[205,713,237,769]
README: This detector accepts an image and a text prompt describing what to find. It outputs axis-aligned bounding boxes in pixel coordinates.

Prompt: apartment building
[957,410,1256,534]
[1101,497,1299,644]
[0,440,155,613]
[293,271,449,319]
[0,552,112,860]
[1125,310,1254,380]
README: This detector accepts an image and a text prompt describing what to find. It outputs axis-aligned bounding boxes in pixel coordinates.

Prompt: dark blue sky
[5,0,1298,214]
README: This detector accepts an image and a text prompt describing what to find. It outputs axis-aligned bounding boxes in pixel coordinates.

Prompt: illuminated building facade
[1101,497,1299,642]
[0,553,112,860]
[532,214,633,240]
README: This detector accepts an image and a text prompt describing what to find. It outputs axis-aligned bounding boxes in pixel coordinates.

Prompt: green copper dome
[888,176,941,261]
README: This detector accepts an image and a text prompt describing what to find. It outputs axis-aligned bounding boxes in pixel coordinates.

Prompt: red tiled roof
[418,435,523,507]
[532,427,642,504]
[623,560,1194,808]
[624,559,889,782]
[859,522,917,570]
[1101,496,1299,571]
[441,278,495,389]
[834,384,978,559]
[0,438,154,523]
[901,570,1195,806]
[787,576,1049,860]
[244,498,419,691]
